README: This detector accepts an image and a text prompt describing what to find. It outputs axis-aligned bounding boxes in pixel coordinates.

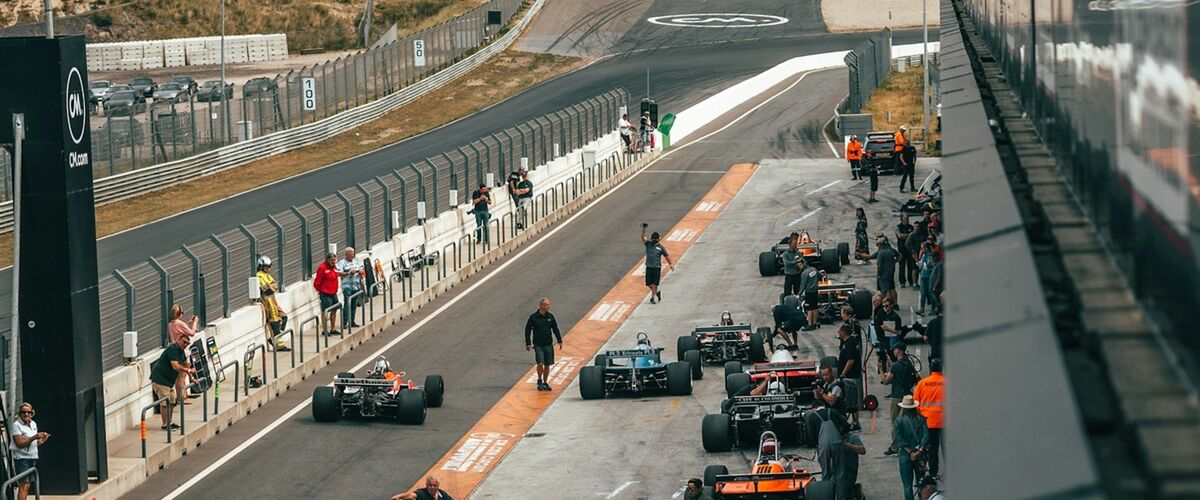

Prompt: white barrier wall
[99,129,627,440]
[87,34,289,72]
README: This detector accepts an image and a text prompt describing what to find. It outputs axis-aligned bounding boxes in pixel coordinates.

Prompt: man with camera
[640,223,675,304]
[469,183,491,245]
[513,168,533,229]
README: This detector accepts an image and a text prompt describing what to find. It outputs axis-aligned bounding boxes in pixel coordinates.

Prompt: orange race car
[702,431,835,500]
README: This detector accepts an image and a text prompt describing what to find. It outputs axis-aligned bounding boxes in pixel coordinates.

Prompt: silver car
[153,83,186,103]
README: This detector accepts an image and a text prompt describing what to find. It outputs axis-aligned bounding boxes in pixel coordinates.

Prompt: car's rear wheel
[396,389,427,425]
[724,361,742,379]
[701,413,734,452]
[821,249,841,274]
[758,251,779,276]
[311,386,340,422]
[684,350,703,380]
[579,366,606,400]
[677,335,700,362]
[804,479,836,500]
[749,330,768,363]
[666,361,693,396]
[703,464,729,487]
[725,372,752,398]
[851,290,873,320]
[838,242,850,265]
[594,354,608,367]
[424,374,445,408]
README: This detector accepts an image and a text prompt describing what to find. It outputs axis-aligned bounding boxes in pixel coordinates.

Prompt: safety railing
[212,359,240,415]
[270,328,296,379]
[1,466,39,500]
[243,343,267,397]
[298,316,320,363]
[140,395,173,458]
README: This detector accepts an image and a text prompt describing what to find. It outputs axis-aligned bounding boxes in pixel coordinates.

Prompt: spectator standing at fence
[337,247,364,329]
[619,113,634,153]
[506,169,522,206]
[641,223,675,304]
[525,298,563,391]
[150,333,194,430]
[471,183,491,245]
[9,402,48,500]
[514,168,533,230]
[639,111,653,150]
[894,395,928,500]
[168,305,200,401]
[914,358,945,478]
[846,135,863,180]
[314,253,340,336]
[256,256,290,352]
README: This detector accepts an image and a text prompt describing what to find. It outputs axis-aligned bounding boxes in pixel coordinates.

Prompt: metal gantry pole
[922,0,930,144]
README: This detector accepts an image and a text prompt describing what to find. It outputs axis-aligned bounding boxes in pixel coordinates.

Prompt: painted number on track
[647,13,789,28]
[441,431,515,473]
[589,301,632,322]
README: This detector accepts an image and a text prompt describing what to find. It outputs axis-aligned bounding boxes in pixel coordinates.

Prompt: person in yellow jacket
[913,357,944,477]
[256,256,290,351]
[846,135,864,180]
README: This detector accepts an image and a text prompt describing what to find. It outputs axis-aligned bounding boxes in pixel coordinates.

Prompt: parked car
[105,90,146,116]
[153,83,187,103]
[89,80,114,105]
[129,76,157,98]
[196,80,234,102]
[169,75,198,94]
[242,77,278,98]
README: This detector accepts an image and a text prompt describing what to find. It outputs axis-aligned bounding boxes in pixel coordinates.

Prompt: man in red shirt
[313,252,341,335]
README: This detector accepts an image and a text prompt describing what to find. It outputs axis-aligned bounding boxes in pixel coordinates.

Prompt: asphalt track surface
[122,63,845,499]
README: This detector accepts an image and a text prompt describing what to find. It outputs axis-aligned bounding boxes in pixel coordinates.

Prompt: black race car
[702,392,812,451]
[311,357,444,424]
[811,278,873,324]
[579,333,696,399]
[759,230,848,277]
[678,313,768,365]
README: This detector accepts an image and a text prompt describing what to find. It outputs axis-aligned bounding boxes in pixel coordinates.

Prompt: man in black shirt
[470,184,491,245]
[524,298,563,391]
[836,322,863,430]
[873,296,903,372]
[772,295,806,350]
[881,342,919,454]
[149,333,195,430]
[514,169,533,229]
[392,475,453,500]
[896,214,915,287]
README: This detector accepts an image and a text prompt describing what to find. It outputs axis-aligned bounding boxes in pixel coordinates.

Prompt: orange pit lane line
[407,164,758,497]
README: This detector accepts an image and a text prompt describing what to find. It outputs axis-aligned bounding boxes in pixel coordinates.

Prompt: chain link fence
[0,0,525,201]
[843,28,892,114]
[92,88,629,370]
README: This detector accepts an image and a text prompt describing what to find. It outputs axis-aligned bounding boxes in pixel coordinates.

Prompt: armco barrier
[0,0,546,232]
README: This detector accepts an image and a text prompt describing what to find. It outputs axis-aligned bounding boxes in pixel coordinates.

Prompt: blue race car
[579,333,699,399]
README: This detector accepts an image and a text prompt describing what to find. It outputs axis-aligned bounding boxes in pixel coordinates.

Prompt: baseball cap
[916,476,938,488]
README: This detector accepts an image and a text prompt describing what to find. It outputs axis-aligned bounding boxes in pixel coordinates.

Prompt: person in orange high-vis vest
[893,125,909,174]
[846,135,864,180]
[913,357,944,477]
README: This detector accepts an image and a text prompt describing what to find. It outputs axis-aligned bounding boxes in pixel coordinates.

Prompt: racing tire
[864,394,879,411]
[684,349,704,380]
[725,372,752,398]
[579,366,606,400]
[821,249,841,274]
[311,386,340,422]
[701,413,734,452]
[666,361,693,396]
[336,371,355,379]
[758,251,779,276]
[396,388,427,425]
[724,361,742,379]
[677,336,700,362]
[804,479,836,500]
[424,374,445,408]
[851,290,873,320]
[594,354,608,367]
[802,410,821,447]
[838,242,850,265]
[703,464,729,487]
[748,330,768,363]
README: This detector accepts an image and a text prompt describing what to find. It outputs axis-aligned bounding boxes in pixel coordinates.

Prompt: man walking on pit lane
[525,298,563,391]
[641,223,675,304]
[846,135,864,180]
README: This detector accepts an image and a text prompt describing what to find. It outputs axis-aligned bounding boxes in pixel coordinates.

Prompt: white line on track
[806,180,842,195]
[788,207,823,227]
[164,67,819,500]
[641,170,728,173]
[601,481,638,499]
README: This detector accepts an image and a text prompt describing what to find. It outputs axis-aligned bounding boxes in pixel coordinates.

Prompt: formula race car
[702,378,812,451]
[579,333,697,399]
[678,312,768,365]
[811,278,873,324]
[759,230,848,277]
[312,357,444,424]
[723,349,820,404]
[898,169,942,216]
[702,432,834,500]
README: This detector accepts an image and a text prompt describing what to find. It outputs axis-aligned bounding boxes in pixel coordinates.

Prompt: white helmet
[257,255,272,267]
[767,380,785,395]
[372,357,391,375]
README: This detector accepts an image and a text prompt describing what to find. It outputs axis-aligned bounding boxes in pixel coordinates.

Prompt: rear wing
[731,394,796,406]
[714,471,817,494]
[601,348,662,358]
[817,281,855,294]
[693,324,752,335]
[332,377,394,388]
[748,361,818,374]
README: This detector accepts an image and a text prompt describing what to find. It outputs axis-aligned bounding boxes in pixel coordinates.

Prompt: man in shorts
[799,258,821,330]
[618,113,634,152]
[9,402,48,500]
[524,298,563,391]
[641,223,675,304]
[149,332,195,430]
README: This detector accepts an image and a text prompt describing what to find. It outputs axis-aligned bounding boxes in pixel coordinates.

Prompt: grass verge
[0,49,583,267]
[861,64,941,154]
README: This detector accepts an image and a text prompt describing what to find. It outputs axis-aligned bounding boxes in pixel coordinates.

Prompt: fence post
[147,257,171,347]
[237,224,259,278]
[423,158,441,211]
[210,234,230,317]
[284,69,294,129]
[491,133,506,180]
[180,245,202,317]
[353,184,372,250]
[467,142,484,185]
[267,215,286,289]
[314,198,332,254]
[392,170,409,232]
[373,177,393,239]
[290,206,311,276]
[457,146,472,192]
[516,125,527,161]
[501,129,516,176]
[113,270,135,334]
[335,191,355,249]
[442,152,459,199]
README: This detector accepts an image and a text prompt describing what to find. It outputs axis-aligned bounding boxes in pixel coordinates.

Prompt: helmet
[767,380,785,395]
[900,124,909,131]
[372,357,391,375]
[257,255,272,267]
[782,295,800,309]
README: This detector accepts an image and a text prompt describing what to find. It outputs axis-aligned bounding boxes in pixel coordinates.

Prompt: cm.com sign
[647,13,789,28]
